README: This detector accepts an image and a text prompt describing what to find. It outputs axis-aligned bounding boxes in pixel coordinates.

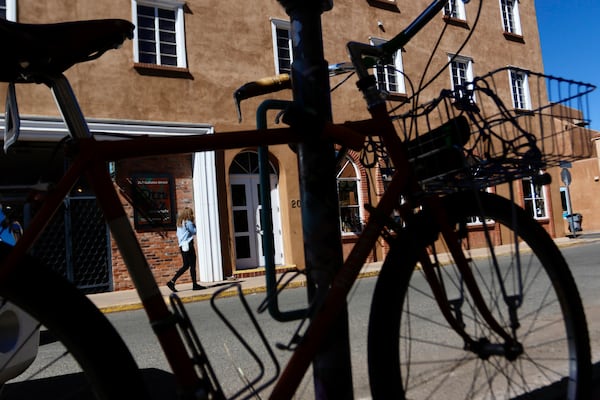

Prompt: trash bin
[567,213,582,233]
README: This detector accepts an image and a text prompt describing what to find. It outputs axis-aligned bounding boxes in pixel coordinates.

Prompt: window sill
[385,93,409,103]
[367,0,400,12]
[443,16,469,29]
[133,63,193,79]
[503,32,524,43]
[513,108,534,116]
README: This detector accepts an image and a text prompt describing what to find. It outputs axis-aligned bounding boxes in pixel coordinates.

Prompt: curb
[92,235,599,314]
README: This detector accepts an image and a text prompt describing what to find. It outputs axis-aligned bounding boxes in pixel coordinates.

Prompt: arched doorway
[229,151,284,270]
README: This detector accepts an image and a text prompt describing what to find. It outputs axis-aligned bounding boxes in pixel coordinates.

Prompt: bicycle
[0,1,595,399]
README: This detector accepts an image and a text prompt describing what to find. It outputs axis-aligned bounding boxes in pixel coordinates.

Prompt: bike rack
[256,99,308,322]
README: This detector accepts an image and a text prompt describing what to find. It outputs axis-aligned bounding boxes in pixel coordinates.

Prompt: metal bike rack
[256,99,308,322]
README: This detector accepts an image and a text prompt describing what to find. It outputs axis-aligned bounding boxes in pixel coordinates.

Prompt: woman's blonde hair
[177,207,194,226]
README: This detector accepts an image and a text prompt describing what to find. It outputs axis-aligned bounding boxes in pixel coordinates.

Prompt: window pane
[158,18,176,32]
[340,207,361,233]
[234,237,251,259]
[138,28,155,41]
[0,0,7,19]
[233,210,249,232]
[160,55,178,66]
[231,184,247,207]
[158,8,175,20]
[522,179,532,198]
[139,53,157,64]
[535,199,546,218]
[159,31,177,44]
[137,5,154,17]
[338,180,358,206]
[160,43,177,56]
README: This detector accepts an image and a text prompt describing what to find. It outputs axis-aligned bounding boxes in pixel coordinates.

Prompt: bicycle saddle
[0,18,134,83]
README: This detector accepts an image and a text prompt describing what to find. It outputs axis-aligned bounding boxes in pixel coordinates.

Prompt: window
[337,157,362,234]
[466,188,495,225]
[370,38,406,95]
[449,55,474,99]
[0,0,16,21]
[444,0,466,20]
[500,0,522,35]
[509,68,531,110]
[523,176,548,219]
[132,0,187,68]
[271,19,292,74]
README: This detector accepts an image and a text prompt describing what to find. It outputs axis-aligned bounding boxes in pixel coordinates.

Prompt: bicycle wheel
[368,191,591,399]
[0,243,151,399]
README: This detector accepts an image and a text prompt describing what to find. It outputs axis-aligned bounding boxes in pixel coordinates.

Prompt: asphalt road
[103,241,600,399]
[5,240,600,399]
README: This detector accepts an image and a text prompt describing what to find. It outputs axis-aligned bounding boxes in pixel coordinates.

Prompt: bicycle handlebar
[233,74,291,121]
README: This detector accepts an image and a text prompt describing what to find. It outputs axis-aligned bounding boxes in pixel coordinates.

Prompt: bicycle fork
[413,195,524,360]
[368,99,523,361]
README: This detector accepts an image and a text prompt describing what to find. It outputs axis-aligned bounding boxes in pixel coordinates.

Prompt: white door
[231,175,283,269]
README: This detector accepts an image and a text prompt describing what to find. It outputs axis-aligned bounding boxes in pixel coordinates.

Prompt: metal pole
[276,1,353,398]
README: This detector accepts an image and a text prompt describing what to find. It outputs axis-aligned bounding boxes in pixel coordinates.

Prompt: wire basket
[392,67,597,191]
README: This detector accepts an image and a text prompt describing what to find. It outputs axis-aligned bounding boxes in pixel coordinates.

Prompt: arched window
[337,157,362,233]
[229,151,276,175]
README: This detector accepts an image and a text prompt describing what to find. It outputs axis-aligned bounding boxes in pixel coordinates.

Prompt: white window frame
[522,175,548,220]
[270,19,292,75]
[444,0,466,20]
[500,0,522,35]
[370,37,406,95]
[508,68,531,110]
[131,0,187,68]
[337,157,363,235]
[448,54,474,99]
[1,0,17,21]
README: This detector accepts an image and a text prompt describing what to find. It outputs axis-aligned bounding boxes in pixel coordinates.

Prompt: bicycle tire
[368,191,591,399]
[0,243,151,399]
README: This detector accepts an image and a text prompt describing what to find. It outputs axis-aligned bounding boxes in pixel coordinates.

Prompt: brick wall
[110,154,195,291]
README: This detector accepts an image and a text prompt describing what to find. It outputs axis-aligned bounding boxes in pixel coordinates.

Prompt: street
[105,241,600,399]
[6,240,600,399]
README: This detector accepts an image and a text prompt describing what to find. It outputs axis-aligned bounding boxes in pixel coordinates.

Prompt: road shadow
[3,368,177,399]
[511,361,600,399]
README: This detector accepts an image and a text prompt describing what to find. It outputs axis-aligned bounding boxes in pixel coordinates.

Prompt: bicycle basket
[392,67,596,192]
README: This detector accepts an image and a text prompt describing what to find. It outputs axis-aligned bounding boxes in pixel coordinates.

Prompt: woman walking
[167,207,205,292]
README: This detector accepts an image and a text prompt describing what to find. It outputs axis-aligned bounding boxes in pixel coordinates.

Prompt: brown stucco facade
[1,0,598,292]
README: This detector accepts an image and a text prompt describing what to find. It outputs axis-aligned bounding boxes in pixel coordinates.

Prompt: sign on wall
[132,173,176,230]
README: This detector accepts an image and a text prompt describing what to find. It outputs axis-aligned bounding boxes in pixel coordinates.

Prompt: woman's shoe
[192,284,206,291]
[167,281,177,292]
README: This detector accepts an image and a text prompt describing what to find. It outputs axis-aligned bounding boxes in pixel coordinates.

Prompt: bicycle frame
[1,65,523,400]
[0,2,530,398]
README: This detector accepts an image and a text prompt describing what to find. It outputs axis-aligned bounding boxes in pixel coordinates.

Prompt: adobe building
[0,0,597,292]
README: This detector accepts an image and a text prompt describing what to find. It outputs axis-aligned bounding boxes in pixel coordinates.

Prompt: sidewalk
[87,231,600,314]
